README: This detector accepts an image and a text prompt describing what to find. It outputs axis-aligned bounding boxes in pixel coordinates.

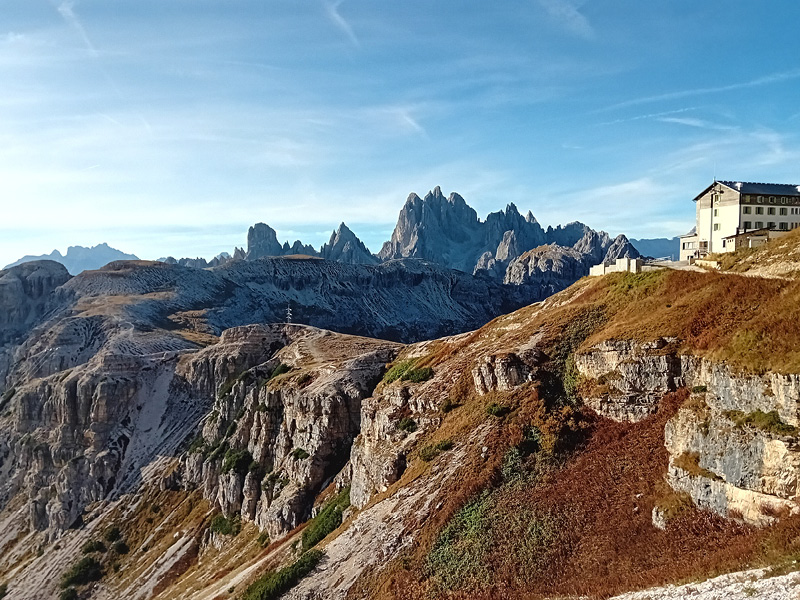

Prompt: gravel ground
[610,567,800,600]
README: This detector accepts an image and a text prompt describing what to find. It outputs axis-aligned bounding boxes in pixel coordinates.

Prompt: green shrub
[383,360,434,384]
[397,417,417,433]
[81,539,106,554]
[59,588,78,600]
[240,549,323,600]
[724,410,799,437]
[257,531,271,548]
[0,583,7,599]
[405,366,433,383]
[425,491,493,590]
[103,526,121,543]
[61,556,103,588]
[271,363,292,379]
[187,435,206,454]
[291,448,310,460]
[222,449,254,475]
[113,540,130,555]
[225,421,238,438]
[208,441,228,462]
[209,514,241,536]
[301,487,351,550]
[217,377,236,398]
[440,398,458,413]
[419,440,454,462]
[485,403,509,418]
[692,385,708,394]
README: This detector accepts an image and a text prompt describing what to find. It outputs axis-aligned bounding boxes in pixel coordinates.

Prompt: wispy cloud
[602,68,800,112]
[658,117,738,131]
[56,0,97,57]
[597,107,700,126]
[536,0,594,40]
[324,0,359,47]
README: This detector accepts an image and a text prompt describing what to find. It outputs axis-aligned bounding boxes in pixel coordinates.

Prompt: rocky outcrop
[245,223,319,261]
[575,338,800,525]
[0,261,70,347]
[350,373,443,509]
[181,326,398,539]
[575,338,682,422]
[319,223,378,265]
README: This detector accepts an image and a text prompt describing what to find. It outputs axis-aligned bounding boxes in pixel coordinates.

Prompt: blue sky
[2,0,800,266]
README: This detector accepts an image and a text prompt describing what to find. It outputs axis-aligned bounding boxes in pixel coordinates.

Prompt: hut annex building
[679,181,800,261]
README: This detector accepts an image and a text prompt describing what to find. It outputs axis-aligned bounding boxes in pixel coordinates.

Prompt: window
[768,221,776,228]
[744,195,751,202]
[756,207,764,215]
[770,196,776,203]
[780,207,788,216]
[713,208,718,217]
[743,206,751,214]
[780,222,788,230]
[713,223,721,231]
[768,207,776,215]
[755,221,764,228]
[743,221,752,229]
[757,196,764,203]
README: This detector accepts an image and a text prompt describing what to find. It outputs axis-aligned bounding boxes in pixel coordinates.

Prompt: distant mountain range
[7,187,675,286]
[4,243,139,275]
[629,237,680,260]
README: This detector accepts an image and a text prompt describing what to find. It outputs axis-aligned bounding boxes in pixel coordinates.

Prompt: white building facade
[679,181,800,261]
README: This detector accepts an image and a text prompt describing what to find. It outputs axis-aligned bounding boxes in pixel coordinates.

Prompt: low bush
[291,448,310,460]
[224,421,238,438]
[209,514,241,536]
[419,440,454,462]
[485,403,510,418]
[397,417,417,433]
[301,487,351,550]
[692,385,708,393]
[222,448,254,475]
[383,360,434,384]
[61,556,103,588]
[724,410,799,437]
[59,588,77,600]
[81,539,106,554]
[113,540,130,555]
[271,363,292,379]
[187,435,206,454]
[257,531,271,548]
[103,526,121,543]
[240,549,323,600]
[0,583,7,599]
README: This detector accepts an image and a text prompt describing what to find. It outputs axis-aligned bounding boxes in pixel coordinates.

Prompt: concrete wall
[589,257,643,277]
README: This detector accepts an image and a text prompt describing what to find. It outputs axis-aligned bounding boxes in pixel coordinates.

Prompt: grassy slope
[354,268,800,599]
[708,227,800,277]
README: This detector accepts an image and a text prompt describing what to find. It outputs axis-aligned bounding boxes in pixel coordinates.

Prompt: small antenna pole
[286,303,293,324]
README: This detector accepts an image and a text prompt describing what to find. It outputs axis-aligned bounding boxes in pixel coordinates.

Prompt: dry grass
[362,389,800,599]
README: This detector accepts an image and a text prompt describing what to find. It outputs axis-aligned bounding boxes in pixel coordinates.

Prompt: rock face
[246,223,319,260]
[575,338,800,525]
[181,325,398,539]
[0,261,71,348]
[319,223,378,265]
[377,187,639,304]
[4,244,138,275]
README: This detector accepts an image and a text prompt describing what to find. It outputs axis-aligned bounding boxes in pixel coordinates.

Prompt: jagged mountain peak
[320,222,377,265]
